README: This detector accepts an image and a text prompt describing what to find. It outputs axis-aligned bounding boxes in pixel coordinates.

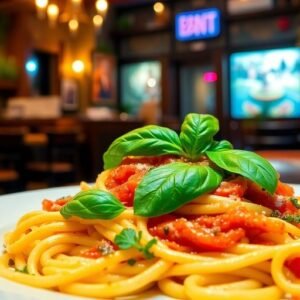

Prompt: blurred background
[0,0,299,194]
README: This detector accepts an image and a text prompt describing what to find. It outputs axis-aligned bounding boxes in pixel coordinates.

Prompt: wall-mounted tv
[120,61,161,116]
[230,47,300,119]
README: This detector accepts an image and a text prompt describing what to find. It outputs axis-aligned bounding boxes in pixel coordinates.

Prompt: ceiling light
[47,4,59,26]
[96,0,108,15]
[93,15,104,28]
[35,0,48,19]
[153,2,165,14]
[72,60,84,73]
[69,19,79,33]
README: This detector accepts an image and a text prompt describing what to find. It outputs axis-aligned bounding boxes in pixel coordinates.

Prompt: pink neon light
[203,71,218,83]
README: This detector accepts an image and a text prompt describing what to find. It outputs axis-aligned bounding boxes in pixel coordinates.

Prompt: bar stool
[0,126,28,194]
[26,127,81,188]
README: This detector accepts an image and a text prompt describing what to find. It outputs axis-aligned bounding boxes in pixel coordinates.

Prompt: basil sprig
[114,228,157,259]
[60,190,125,219]
[101,113,278,217]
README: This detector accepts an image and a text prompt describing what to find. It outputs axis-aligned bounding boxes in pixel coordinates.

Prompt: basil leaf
[208,140,233,151]
[103,125,183,169]
[114,228,138,249]
[134,162,222,217]
[206,150,278,194]
[180,114,219,160]
[60,190,125,219]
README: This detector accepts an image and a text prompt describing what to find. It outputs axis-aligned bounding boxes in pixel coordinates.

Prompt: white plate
[0,186,171,300]
[1,185,300,300]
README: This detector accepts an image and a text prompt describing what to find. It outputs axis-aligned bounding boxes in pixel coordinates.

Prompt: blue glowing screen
[230,48,300,119]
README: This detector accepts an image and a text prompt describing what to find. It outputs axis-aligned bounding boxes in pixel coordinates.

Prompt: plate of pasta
[1,113,300,300]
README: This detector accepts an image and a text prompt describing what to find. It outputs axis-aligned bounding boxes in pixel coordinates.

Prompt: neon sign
[175,8,221,42]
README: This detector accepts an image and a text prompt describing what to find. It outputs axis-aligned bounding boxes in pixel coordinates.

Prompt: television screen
[120,61,161,116]
[230,48,300,119]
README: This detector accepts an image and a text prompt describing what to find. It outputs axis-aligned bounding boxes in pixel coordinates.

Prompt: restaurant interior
[0,0,299,194]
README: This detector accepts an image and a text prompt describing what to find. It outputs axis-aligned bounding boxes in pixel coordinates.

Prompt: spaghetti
[1,113,300,300]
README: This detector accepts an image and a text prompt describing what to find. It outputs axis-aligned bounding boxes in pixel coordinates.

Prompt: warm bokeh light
[153,2,165,14]
[72,60,84,73]
[35,0,48,19]
[35,0,48,9]
[47,4,59,26]
[95,0,108,14]
[68,19,79,33]
[93,15,104,28]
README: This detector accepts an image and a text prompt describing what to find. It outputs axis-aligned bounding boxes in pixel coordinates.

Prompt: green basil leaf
[208,140,233,151]
[60,190,125,220]
[103,125,183,169]
[114,228,138,250]
[180,114,219,160]
[206,150,278,194]
[134,162,222,217]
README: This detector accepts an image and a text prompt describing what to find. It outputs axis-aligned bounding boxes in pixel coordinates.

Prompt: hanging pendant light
[68,18,79,34]
[35,0,48,19]
[47,3,59,27]
[95,0,108,16]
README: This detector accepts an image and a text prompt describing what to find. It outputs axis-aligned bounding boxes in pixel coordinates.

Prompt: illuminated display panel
[175,8,221,42]
[230,47,300,119]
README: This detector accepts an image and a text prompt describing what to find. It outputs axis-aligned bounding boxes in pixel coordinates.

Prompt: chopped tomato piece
[105,165,138,189]
[148,207,284,252]
[285,257,300,278]
[81,240,115,259]
[42,197,71,212]
[81,246,102,259]
[245,181,298,214]
[107,168,148,206]
[276,181,294,197]
[212,177,248,198]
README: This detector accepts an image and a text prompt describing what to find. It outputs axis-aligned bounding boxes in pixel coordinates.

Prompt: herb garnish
[114,228,157,259]
[60,190,125,220]
[104,113,277,217]
[291,197,300,209]
[15,265,29,274]
[127,258,137,266]
[271,210,300,223]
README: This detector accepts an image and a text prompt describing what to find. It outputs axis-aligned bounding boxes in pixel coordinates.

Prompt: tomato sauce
[148,207,284,252]
[213,177,297,214]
